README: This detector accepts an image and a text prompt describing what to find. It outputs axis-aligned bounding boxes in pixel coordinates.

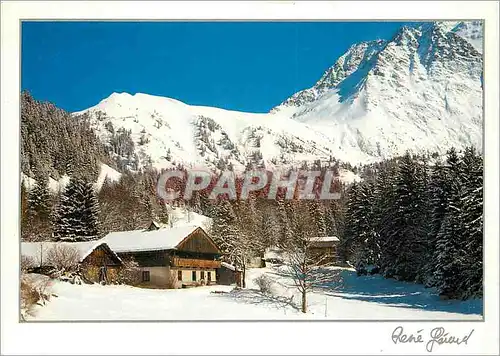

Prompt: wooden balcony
[171,256,221,269]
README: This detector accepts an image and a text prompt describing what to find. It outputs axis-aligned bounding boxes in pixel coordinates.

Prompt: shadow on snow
[221,267,482,317]
[225,288,301,312]
[322,270,483,316]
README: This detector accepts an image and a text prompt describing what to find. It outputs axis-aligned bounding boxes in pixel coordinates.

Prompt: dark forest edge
[20,92,483,301]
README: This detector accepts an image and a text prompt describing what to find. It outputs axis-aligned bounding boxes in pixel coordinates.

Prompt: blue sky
[22,21,409,113]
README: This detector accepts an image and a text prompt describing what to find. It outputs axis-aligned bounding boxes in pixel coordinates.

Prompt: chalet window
[207,271,211,282]
[192,271,196,281]
[177,270,182,281]
[142,271,150,282]
[200,271,205,280]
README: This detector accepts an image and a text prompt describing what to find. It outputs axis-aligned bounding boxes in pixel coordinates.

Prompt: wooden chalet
[21,241,122,283]
[103,224,222,288]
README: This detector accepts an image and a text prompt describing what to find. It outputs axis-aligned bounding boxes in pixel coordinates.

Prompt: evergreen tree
[54,177,100,241]
[23,174,53,241]
[210,199,239,263]
[276,197,293,248]
[357,181,380,268]
[424,157,452,286]
[372,160,398,276]
[384,152,429,281]
[21,181,29,233]
[340,147,482,299]
[433,184,466,298]
[342,180,379,270]
[432,148,468,297]
[326,199,344,240]
[21,91,108,181]
[232,196,264,287]
[27,175,51,222]
[458,147,483,298]
[259,205,280,247]
[307,200,327,237]
[340,182,362,264]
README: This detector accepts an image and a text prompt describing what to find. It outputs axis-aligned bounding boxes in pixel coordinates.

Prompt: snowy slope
[76,92,339,171]
[22,163,121,193]
[95,163,122,190]
[166,206,213,230]
[451,21,483,53]
[76,21,482,168]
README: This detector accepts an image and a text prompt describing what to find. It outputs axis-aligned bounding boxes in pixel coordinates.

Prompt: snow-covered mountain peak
[450,21,483,53]
[269,21,482,161]
[98,91,133,106]
[271,39,386,116]
[77,22,482,169]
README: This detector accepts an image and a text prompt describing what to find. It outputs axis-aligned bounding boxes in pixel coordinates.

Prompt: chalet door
[99,265,108,284]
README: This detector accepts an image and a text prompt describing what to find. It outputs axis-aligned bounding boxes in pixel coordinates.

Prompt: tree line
[21,169,170,242]
[21,91,111,182]
[342,147,483,299]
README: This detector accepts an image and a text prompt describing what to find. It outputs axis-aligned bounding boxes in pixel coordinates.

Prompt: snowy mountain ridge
[76,21,482,170]
[76,92,342,172]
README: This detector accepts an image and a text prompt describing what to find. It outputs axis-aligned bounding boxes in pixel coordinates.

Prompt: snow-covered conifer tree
[384,152,429,281]
[54,177,100,241]
[27,175,51,222]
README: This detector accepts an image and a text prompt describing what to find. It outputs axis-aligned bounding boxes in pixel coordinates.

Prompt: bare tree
[21,255,36,273]
[283,203,343,313]
[20,274,53,319]
[117,257,141,286]
[45,245,80,272]
[232,197,265,288]
[21,217,53,242]
[253,274,274,294]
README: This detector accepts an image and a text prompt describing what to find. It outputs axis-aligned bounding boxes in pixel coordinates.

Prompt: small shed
[21,241,122,283]
[308,236,340,265]
[216,262,242,287]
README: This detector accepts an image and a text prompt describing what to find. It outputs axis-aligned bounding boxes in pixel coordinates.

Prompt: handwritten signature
[391,326,474,352]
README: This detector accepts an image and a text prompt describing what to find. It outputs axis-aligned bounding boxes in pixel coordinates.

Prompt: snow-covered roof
[102,225,200,253]
[263,247,285,261]
[310,236,340,243]
[21,241,121,267]
[149,221,162,229]
[220,262,241,272]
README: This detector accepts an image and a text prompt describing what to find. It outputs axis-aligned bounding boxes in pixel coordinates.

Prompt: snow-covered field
[25,267,482,321]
